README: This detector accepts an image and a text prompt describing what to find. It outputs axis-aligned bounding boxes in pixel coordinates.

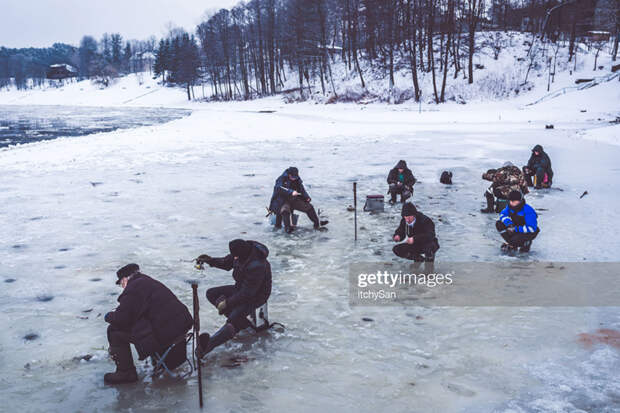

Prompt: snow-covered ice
[0,71,619,412]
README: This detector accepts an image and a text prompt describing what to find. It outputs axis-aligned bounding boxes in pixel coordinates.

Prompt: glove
[217,299,227,315]
[104,312,113,323]
[196,254,212,264]
[506,225,516,233]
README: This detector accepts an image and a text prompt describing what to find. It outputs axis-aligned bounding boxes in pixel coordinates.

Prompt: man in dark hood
[387,160,417,204]
[103,264,193,384]
[194,239,272,358]
[268,166,328,233]
[523,144,553,189]
[496,190,540,252]
[392,202,439,262]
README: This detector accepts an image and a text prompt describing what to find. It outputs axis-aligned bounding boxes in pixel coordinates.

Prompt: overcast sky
[0,0,240,48]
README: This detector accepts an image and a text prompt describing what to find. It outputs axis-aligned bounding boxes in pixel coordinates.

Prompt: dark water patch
[29,216,45,221]
[54,265,66,269]
[0,105,191,148]
[253,222,262,225]
[362,317,374,322]
[243,173,256,177]
[90,182,103,187]
[5,278,16,283]
[23,333,39,341]
[36,295,54,302]
[12,244,26,250]
[82,308,93,313]
[58,247,71,252]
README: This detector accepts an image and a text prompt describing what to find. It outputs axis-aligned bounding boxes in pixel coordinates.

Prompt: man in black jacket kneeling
[392,203,440,262]
[104,263,193,384]
[194,239,272,359]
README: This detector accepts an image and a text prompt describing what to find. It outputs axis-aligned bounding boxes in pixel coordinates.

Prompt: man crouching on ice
[496,190,540,253]
[104,264,193,384]
[194,239,272,359]
[392,202,440,262]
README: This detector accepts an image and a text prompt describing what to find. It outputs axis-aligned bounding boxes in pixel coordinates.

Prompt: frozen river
[0,103,619,412]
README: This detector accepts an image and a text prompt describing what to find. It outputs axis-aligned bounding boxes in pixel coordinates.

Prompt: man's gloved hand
[216,298,227,315]
[506,225,516,233]
[195,254,213,269]
[306,197,311,203]
[104,312,113,323]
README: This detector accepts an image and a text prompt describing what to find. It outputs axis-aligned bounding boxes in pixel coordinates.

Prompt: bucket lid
[366,195,384,199]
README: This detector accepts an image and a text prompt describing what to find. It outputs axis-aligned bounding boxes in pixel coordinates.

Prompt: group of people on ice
[101,144,553,385]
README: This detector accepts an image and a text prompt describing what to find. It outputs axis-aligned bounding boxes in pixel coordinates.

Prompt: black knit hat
[287,167,299,178]
[116,263,139,285]
[229,239,252,261]
[401,202,417,217]
[508,190,523,201]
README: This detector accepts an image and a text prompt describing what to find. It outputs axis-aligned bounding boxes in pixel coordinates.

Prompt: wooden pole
[353,182,358,241]
[191,283,204,408]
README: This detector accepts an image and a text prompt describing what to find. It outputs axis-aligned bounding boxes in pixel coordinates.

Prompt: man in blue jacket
[496,190,540,252]
[194,239,272,359]
[268,166,327,233]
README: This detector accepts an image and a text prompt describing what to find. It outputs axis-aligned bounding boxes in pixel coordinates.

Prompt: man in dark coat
[523,144,553,188]
[392,202,439,262]
[496,190,540,253]
[268,166,327,233]
[481,161,529,213]
[387,160,417,204]
[194,239,272,359]
[104,264,193,384]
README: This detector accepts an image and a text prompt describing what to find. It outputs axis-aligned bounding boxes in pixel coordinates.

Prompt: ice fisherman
[523,144,553,189]
[194,239,272,359]
[104,264,193,384]
[481,161,529,213]
[392,202,440,262]
[387,160,417,204]
[495,190,540,253]
[268,166,328,233]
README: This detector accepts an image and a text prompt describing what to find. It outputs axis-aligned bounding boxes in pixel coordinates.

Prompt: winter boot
[480,192,495,213]
[282,211,293,233]
[195,323,236,360]
[104,345,138,385]
[389,193,397,205]
[519,240,532,253]
[308,207,328,230]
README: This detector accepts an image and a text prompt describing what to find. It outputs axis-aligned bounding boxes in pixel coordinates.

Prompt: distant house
[46,64,78,80]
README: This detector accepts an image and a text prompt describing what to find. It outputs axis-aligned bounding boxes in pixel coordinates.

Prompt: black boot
[274,214,282,229]
[196,323,236,360]
[519,240,532,253]
[308,207,328,229]
[282,211,294,233]
[480,192,495,213]
[104,345,138,385]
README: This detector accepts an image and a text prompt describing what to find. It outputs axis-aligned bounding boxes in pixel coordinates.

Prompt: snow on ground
[1,37,620,412]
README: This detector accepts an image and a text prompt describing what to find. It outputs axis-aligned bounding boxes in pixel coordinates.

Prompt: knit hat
[401,202,417,217]
[508,190,523,201]
[287,167,299,178]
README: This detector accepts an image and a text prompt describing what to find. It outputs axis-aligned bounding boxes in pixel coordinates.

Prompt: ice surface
[1,84,619,412]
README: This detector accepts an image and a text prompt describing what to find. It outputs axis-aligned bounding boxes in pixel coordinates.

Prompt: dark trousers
[280,197,319,227]
[393,239,439,261]
[496,221,539,247]
[389,183,412,202]
[107,325,135,368]
[206,285,254,331]
[523,165,549,188]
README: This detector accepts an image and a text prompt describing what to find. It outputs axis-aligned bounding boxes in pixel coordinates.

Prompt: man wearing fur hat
[103,264,193,384]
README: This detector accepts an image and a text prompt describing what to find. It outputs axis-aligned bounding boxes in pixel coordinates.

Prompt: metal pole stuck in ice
[192,283,204,408]
[353,182,358,241]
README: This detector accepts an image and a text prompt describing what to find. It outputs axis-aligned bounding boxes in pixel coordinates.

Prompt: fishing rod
[191,283,204,408]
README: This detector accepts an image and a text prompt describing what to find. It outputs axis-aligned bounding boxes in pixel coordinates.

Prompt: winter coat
[269,170,310,213]
[106,273,193,360]
[527,144,553,181]
[393,211,439,247]
[482,165,529,198]
[207,241,272,309]
[499,202,539,234]
[387,160,417,188]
